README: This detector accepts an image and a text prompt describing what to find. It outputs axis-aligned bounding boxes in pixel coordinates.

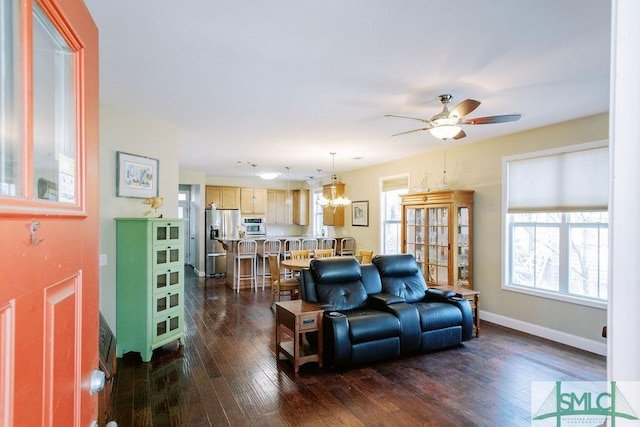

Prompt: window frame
[501,141,608,310]
[379,173,409,255]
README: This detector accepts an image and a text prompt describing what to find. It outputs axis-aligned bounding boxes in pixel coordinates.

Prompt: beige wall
[337,113,608,353]
[99,103,180,331]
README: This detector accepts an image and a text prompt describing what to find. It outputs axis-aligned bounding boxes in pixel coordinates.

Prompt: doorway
[178,186,194,266]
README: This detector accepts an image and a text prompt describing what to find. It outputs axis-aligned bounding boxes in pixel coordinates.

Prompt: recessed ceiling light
[257,172,280,180]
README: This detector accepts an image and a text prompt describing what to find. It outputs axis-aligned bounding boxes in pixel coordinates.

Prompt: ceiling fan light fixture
[429,124,462,140]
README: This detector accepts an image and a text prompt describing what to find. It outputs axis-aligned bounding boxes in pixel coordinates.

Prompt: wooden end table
[275,300,323,373]
[433,285,480,337]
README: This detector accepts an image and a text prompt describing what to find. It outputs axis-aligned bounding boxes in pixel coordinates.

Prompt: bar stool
[338,237,355,256]
[282,238,301,278]
[301,238,318,256]
[319,238,337,255]
[234,240,257,292]
[260,239,281,289]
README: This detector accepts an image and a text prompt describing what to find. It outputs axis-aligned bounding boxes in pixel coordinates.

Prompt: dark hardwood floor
[109,266,605,426]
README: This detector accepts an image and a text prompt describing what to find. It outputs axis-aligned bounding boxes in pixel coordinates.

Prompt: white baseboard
[480,310,606,356]
[193,267,205,277]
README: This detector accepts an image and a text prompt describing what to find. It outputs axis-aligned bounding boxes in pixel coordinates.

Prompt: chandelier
[318,152,350,212]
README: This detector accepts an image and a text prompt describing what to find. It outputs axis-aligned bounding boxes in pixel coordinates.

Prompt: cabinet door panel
[153,290,183,318]
[153,266,183,293]
[153,313,184,344]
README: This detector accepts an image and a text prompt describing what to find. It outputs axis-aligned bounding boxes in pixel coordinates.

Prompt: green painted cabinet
[115,218,185,362]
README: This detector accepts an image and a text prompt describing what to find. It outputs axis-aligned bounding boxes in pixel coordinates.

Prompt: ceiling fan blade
[450,99,481,118]
[452,129,466,140]
[385,114,431,123]
[391,127,430,137]
[462,114,521,125]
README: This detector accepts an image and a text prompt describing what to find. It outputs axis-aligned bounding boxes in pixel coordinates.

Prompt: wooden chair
[269,254,299,307]
[260,239,281,289]
[290,249,310,260]
[314,249,334,259]
[358,250,374,264]
[338,237,355,256]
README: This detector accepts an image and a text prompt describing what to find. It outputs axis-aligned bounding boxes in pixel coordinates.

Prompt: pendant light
[284,166,292,205]
[318,152,350,212]
[251,163,257,204]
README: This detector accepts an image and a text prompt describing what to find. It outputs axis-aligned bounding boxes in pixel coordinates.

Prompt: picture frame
[116,151,159,198]
[352,200,369,227]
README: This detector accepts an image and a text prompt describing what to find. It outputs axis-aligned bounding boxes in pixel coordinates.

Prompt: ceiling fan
[386,94,521,140]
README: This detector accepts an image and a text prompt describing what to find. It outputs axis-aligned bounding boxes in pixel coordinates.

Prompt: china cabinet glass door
[404,207,426,271]
[456,206,471,287]
[427,206,449,285]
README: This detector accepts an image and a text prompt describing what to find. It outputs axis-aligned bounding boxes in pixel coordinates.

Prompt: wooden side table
[275,300,323,373]
[433,285,480,337]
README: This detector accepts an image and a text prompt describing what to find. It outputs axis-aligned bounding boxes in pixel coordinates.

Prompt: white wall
[609,0,640,381]
[339,113,609,353]
[99,103,180,331]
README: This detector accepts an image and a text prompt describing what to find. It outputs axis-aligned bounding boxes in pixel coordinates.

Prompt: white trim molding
[480,310,606,356]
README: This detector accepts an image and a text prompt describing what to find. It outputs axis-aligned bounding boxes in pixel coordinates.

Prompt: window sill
[502,283,607,310]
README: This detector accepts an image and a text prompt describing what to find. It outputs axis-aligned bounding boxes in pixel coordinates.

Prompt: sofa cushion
[373,254,427,303]
[344,310,401,344]
[373,254,419,276]
[413,302,463,331]
[311,257,361,283]
[316,281,368,311]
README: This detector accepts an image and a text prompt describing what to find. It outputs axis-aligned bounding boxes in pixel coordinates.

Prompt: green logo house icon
[532,381,640,426]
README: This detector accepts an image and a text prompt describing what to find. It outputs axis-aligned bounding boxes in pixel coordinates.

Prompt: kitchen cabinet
[241,187,267,214]
[322,183,345,226]
[206,186,240,209]
[267,190,291,224]
[292,189,309,225]
[401,189,474,288]
[115,218,185,362]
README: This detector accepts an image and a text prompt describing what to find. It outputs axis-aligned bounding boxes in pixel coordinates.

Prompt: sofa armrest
[384,302,421,355]
[323,312,351,368]
[425,288,456,301]
[448,297,474,341]
[368,293,405,308]
[315,303,336,311]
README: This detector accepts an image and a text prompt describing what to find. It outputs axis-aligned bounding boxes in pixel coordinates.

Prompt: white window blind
[505,143,609,213]
[381,175,409,192]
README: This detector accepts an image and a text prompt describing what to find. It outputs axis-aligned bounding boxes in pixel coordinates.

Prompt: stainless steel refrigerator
[205,208,240,276]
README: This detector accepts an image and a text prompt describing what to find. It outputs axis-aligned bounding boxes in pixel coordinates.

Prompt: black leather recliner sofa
[299,254,473,369]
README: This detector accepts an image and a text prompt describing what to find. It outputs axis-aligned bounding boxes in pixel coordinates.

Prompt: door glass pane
[32,3,76,203]
[0,0,22,197]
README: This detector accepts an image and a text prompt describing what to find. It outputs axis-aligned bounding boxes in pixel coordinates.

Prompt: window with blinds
[502,141,609,306]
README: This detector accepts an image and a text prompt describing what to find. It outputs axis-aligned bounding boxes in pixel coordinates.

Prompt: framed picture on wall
[116,151,159,198]
[352,200,369,227]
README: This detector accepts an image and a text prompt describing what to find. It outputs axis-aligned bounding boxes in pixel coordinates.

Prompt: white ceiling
[84,0,611,182]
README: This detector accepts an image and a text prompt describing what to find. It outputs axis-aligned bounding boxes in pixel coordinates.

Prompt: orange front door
[0,0,99,425]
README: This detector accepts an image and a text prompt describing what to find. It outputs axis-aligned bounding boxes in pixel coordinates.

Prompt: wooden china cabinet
[401,189,474,289]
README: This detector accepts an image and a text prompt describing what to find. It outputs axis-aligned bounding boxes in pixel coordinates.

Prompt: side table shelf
[275,300,323,373]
